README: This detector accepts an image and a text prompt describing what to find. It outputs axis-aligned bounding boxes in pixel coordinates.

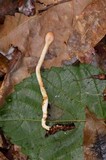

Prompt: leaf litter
[0,0,106,159]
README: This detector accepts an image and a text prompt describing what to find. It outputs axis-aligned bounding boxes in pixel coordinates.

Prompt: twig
[36,32,54,130]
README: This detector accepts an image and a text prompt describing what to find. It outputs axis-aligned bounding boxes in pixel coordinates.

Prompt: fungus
[36,32,54,130]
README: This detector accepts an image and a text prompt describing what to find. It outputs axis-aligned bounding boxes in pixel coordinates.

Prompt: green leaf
[0,64,106,159]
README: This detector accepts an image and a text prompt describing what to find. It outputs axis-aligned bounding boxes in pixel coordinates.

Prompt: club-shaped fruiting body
[36,32,54,130]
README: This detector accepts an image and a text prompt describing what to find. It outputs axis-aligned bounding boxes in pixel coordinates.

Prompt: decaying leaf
[0,0,104,65]
[67,0,106,63]
[83,107,106,160]
[0,0,74,64]
[0,47,23,105]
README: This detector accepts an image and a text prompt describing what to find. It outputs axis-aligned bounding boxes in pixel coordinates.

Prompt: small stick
[36,32,54,130]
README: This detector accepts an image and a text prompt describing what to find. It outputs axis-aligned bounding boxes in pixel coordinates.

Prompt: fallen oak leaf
[83,107,106,160]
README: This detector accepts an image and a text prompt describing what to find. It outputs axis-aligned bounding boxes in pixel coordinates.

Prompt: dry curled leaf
[83,107,106,160]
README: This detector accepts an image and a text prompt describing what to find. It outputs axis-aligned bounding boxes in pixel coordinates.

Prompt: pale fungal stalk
[36,32,54,130]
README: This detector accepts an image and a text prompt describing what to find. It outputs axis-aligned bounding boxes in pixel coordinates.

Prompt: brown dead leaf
[0,1,74,64]
[0,0,93,68]
[68,0,106,63]
[0,0,105,68]
[0,47,31,105]
[83,107,106,160]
